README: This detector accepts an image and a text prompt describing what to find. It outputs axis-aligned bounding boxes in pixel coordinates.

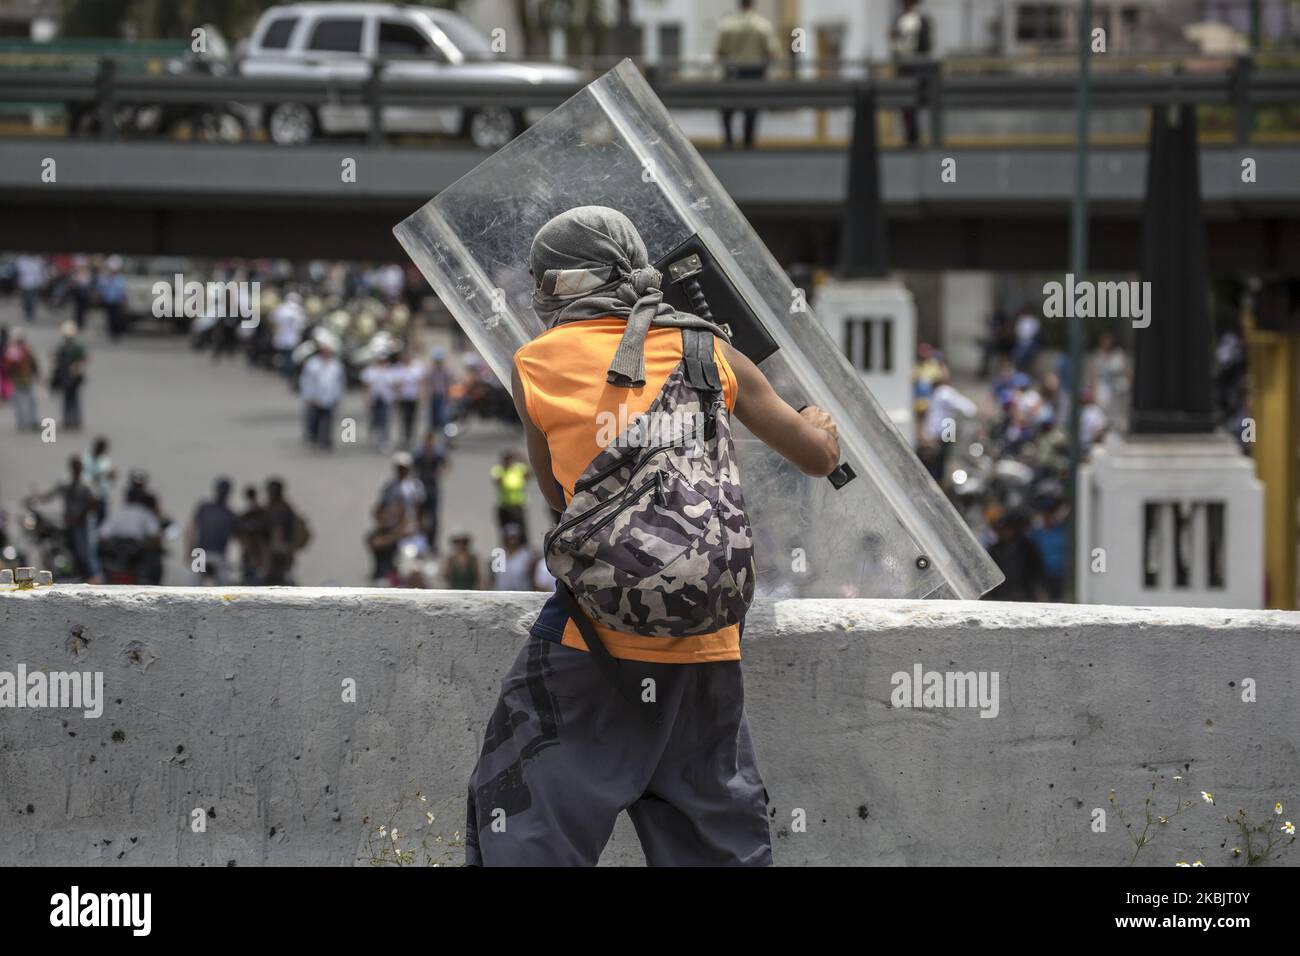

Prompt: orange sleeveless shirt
[514,317,742,663]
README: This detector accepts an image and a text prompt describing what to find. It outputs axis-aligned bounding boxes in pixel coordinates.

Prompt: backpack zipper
[572,449,635,495]
[572,434,680,495]
[550,461,660,543]
[577,471,662,544]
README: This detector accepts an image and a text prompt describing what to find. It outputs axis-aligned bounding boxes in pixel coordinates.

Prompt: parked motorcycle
[0,507,28,571]
[97,536,156,585]
[20,504,76,580]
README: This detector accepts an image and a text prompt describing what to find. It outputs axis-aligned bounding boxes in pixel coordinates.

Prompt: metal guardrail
[0,55,1296,147]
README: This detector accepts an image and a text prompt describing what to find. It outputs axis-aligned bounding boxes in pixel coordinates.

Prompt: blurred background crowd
[1,0,1296,609]
[0,248,1258,602]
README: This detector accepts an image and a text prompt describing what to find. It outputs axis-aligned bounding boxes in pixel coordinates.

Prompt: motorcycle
[20,504,76,580]
[445,372,519,435]
[0,507,28,571]
[97,536,155,585]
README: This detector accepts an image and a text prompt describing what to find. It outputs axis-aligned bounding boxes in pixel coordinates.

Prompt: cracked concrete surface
[1,586,1297,866]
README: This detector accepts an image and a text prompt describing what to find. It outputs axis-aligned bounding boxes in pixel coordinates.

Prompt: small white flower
[1282,821,1295,836]
[1192,860,1204,867]
[1176,861,1191,867]
[378,826,387,837]
[391,828,400,842]
[1201,791,1215,805]
[1274,802,1283,815]
[426,811,434,824]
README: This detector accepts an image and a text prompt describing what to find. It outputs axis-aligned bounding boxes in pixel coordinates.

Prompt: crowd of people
[16,249,1258,604]
[10,429,316,588]
[2,321,93,434]
[913,304,1138,603]
[1,251,545,591]
[710,0,935,149]
[177,260,547,591]
[915,299,1251,603]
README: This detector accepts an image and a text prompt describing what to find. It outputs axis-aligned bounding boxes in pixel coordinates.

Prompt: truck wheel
[267,102,316,146]
[465,107,522,150]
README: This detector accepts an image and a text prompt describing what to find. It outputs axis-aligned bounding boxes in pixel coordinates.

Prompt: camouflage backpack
[544,328,755,638]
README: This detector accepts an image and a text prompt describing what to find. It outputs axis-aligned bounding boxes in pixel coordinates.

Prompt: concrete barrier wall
[1,586,1297,866]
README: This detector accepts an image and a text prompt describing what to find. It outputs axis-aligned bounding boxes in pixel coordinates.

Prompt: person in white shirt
[1012,309,1041,370]
[16,254,44,322]
[361,352,398,449]
[1079,391,1109,452]
[491,523,538,592]
[394,351,425,449]
[378,263,405,304]
[97,486,163,584]
[271,292,307,382]
[919,371,978,483]
[300,337,346,450]
[1086,331,1131,434]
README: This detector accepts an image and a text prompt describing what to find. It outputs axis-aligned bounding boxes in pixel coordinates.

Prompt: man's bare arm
[511,362,567,513]
[721,340,840,477]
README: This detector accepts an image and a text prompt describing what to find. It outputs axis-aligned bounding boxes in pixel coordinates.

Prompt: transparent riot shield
[394,60,1003,600]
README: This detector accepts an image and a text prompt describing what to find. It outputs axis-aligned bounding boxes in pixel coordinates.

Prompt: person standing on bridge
[890,0,933,148]
[715,0,779,150]
[463,206,840,867]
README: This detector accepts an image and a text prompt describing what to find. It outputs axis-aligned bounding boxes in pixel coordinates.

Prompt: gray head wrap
[530,205,727,388]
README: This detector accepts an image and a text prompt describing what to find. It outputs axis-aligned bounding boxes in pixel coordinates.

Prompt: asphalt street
[0,298,552,587]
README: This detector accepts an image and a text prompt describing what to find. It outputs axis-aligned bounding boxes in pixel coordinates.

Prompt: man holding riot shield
[463,206,840,866]
[395,60,1001,866]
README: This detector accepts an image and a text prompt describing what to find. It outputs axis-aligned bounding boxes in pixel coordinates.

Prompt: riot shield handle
[796,404,856,490]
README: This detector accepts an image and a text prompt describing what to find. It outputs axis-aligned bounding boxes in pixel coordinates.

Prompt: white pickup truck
[238,2,583,149]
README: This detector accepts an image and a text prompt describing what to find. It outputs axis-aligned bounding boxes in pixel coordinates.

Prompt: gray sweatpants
[465,634,772,866]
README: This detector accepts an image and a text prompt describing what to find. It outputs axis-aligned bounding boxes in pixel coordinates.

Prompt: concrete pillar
[814,276,917,438]
[939,271,994,377]
[1076,433,1264,608]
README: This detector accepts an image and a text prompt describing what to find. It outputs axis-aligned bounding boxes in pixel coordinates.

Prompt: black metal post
[366,59,383,146]
[1065,0,1091,600]
[96,57,116,143]
[1232,55,1253,147]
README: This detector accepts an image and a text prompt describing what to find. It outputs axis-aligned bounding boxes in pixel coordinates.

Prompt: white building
[453,0,1292,66]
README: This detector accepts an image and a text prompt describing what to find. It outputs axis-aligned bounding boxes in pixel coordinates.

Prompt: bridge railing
[0,55,1296,147]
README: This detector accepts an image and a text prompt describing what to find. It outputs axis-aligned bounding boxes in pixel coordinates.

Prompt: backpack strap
[681,327,722,393]
[556,584,663,714]
[554,581,630,684]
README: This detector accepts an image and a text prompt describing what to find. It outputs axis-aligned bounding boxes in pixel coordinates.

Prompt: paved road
[0,299,552,587]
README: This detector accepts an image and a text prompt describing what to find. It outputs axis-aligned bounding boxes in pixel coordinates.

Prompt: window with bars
[1142,500,1227,590]
[843,317,894,373]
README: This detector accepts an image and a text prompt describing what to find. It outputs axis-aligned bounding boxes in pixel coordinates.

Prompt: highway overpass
[3,138,1300,271]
